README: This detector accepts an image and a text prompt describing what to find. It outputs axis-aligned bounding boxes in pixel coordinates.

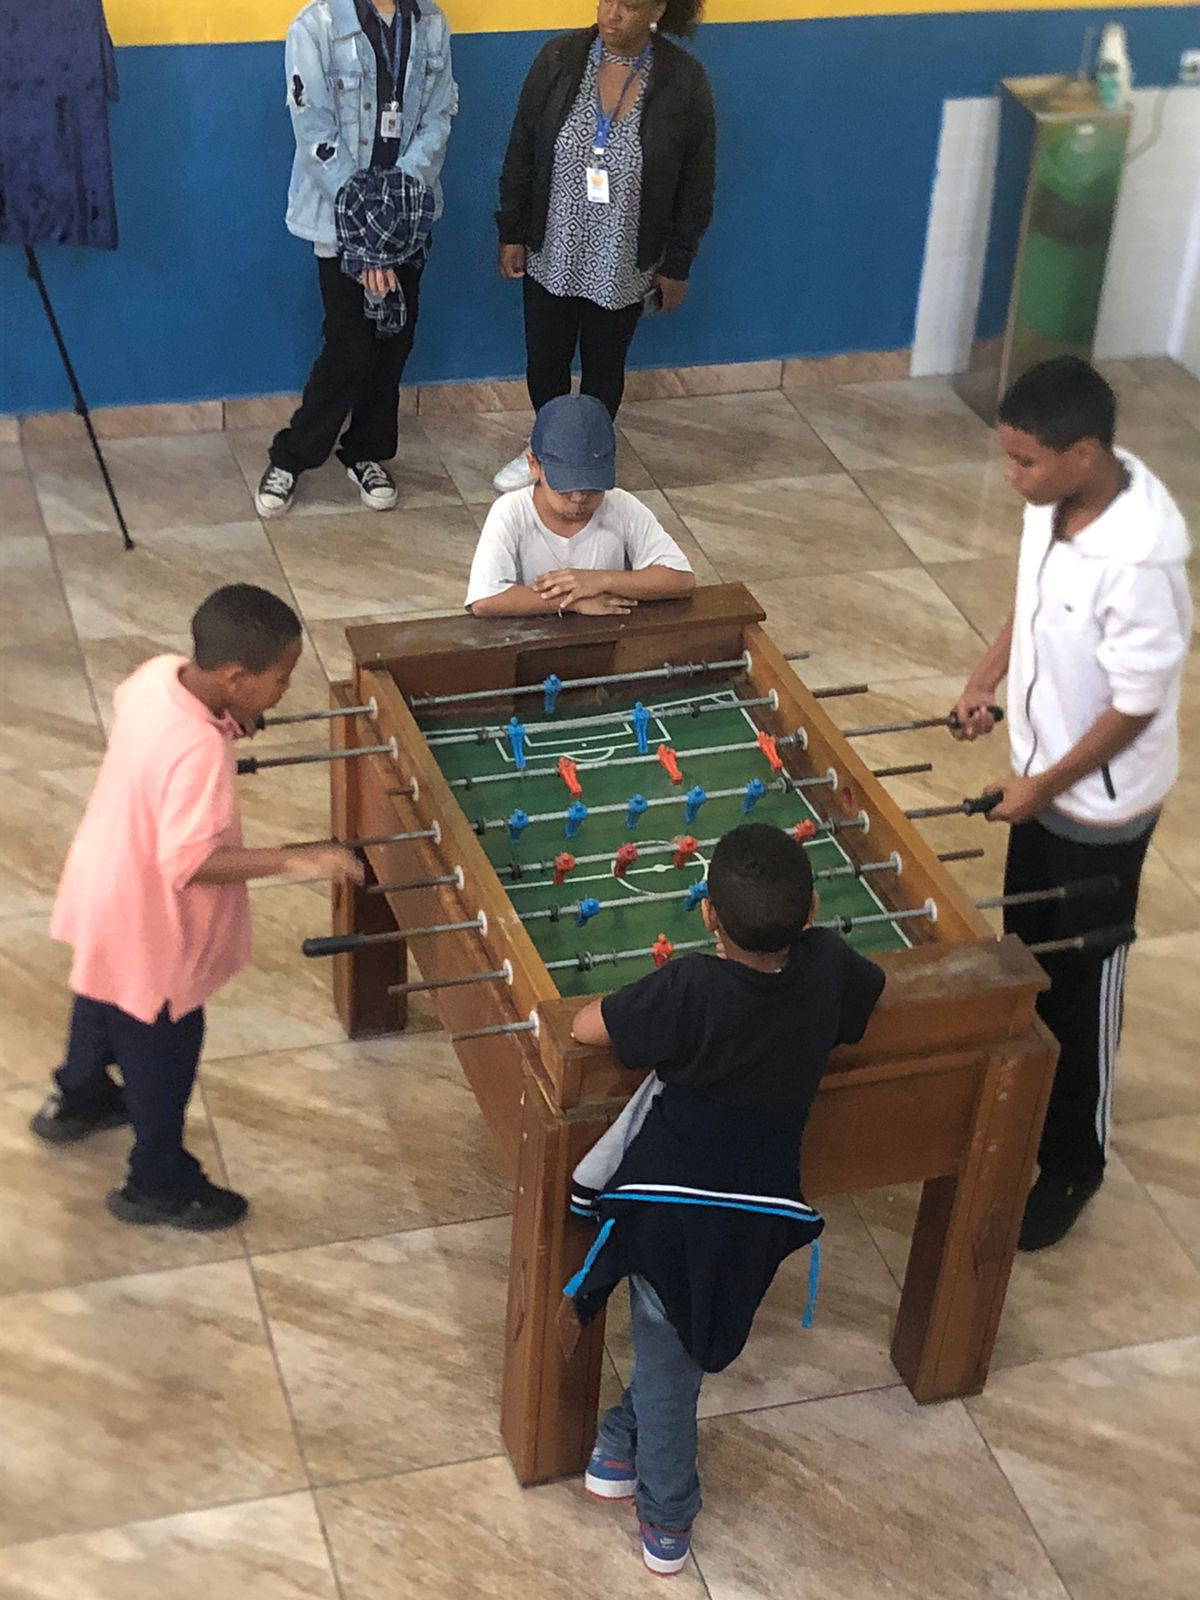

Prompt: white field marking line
[490,688,744,769]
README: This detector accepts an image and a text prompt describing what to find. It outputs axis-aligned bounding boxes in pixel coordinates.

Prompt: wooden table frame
[324,586,1056,1484]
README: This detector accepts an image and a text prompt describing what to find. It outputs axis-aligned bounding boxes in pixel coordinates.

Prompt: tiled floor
[2,362,1200,1598]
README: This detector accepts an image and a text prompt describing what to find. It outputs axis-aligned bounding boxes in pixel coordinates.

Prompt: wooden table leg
[330,691,408,1038]
[890,1026,1057,1400]
[501,1069,612,1484]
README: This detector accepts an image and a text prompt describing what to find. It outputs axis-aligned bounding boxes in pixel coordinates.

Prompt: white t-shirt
[464,487,692,609]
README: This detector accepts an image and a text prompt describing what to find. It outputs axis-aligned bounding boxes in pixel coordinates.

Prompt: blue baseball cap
[530,394,617,492]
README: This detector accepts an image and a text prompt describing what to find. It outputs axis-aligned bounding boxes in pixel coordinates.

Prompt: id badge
[380,104,402,139]
[586,166,611,205]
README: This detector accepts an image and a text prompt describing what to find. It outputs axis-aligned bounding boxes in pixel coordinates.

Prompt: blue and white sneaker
[584,1446,637,1501]
[640,1520,692,1576]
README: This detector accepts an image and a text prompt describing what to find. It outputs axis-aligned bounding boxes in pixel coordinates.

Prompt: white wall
[912,86,1200,377]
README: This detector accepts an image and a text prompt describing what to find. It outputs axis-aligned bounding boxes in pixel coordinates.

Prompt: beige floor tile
[317,1457,709,1597]
[856,456,1019,564]
[204,1035,510,1254]
[0,1492,339,1600]
[26,434,253,536]
[226,422,462,516]
[853,1152,1200,1369]
[53,520,296,643]
[1117,1114,1200,1266]
[253,1216,510,1482]
[0,535,77,649]
[235,759,334,854]
[304,609,443,683]
[694,1389,1069,1599]
[788,376,996,472]
[0,637,105,774]
[1154,773,1200,890]
[618,391,840,489]
[666,473,914,584]
[0,917,73,1090]
[0,1083,237,1296]
[418,411,535,504]
[1124,356,1200,430]
[605,1197,898,1417]
[1137,845,1200,938]
[967,1336,1200,1600]
[635,487,721,583]
[0,445,46,535]
[203,883,345,1062]
[926,553,1018,642]
[757,566,985,685]
[265,504,482,621]
[0,766,96,919]
[1118,932,1200,1122]
[0,1259,305,1545]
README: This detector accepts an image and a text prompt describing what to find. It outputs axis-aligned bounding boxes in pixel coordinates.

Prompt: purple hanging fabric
[0,0,120,249]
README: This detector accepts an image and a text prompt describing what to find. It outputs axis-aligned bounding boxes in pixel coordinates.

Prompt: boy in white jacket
[952,356,1192,1250]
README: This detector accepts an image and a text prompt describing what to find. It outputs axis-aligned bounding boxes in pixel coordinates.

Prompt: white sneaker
[493,452,535,493]
[347,460,398,510]
[255,464,296,519]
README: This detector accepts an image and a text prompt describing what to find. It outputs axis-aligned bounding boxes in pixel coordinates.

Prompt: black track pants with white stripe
[1002,817,1153,1183]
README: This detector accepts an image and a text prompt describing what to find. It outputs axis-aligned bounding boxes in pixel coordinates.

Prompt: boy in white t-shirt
[465,394,695,617]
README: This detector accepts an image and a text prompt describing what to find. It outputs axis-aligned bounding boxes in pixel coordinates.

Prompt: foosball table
[304,584,1057,1484]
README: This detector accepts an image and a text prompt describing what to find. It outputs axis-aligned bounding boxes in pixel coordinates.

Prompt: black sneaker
[1018,1171,1103,1252]
[346,460,398,510]
[30,1087,129,1145]
[106,1178,248,1232]
[255,463,296,519]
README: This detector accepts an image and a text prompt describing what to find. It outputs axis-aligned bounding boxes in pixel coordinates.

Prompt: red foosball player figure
[672,835,699,870]
[656,745,684,786]
[757,731,784,773]
[612,843,639,879]
[553,851,576,887]
[792,820,818,843]
[558,756,583,799]
[651,933,674,969]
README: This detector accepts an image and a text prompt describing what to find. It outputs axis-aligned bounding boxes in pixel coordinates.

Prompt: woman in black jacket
[492,0,715,491]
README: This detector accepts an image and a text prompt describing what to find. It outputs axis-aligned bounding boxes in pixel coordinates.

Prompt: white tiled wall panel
[911,86,1200,377]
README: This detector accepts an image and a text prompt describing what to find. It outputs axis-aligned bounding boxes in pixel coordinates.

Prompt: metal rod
[871,762,934,780]
[258,700,376,730]
[422,694,779,747]
[389,967,510,997]
[843,706,1004,739]
[937,848,986,864]
[546,937,716,973]
[474,771,834,833]
[782,651,811,662]
[1026,924,1135,957]
[816,855,902,882]
[450,1016,540,1044]
[238,739,396,776]
[288,827,440,852]
[410,654,752,710]
[450,733,801,791]
[812,683,869,700]
[905,793,1002,820]
[977,875,1120,912]
[816,901,935,934]
[521,884,702,923]
[367,872,462,897]
[302,914,483,958]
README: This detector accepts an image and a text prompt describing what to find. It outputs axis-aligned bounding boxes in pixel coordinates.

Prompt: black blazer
[496,26,716,282]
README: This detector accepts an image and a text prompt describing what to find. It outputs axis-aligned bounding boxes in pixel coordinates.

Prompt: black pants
[523,273,643,418]
[1003,818,1153,1182]
[270,255,423,475]
[55,996,207,1201]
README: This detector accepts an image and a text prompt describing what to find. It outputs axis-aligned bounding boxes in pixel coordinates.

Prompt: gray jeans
[595,1274,705,1529]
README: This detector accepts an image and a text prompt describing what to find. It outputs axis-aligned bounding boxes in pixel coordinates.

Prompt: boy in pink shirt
[32,584,362,1232]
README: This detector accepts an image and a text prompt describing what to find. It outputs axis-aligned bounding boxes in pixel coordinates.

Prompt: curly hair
[659,1,705,39]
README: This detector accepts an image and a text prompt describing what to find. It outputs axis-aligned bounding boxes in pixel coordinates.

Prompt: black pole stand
[23,245,134,551]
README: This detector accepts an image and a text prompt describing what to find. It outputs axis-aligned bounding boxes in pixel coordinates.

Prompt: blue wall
[0,10,1195,414]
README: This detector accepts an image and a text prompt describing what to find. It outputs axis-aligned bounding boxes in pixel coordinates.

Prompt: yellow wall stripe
[106,1,1195,49]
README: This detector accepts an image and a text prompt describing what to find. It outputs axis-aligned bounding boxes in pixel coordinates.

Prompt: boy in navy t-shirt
[568,823,885,1575]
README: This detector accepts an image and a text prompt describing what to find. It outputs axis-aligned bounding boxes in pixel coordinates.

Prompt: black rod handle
[948,705,1005,729]
[302,933,364,958]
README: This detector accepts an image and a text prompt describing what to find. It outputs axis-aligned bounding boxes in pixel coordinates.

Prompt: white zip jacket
[1007,449,1192,827]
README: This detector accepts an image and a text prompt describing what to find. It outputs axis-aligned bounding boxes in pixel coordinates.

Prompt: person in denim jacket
[256,0,457,519]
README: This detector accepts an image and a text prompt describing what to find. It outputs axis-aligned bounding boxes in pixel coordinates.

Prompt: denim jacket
[284,0,456,247]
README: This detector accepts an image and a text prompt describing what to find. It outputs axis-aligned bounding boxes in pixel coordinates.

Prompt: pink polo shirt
[51,655,252,1024]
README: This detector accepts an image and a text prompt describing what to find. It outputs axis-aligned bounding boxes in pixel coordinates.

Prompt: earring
[650,20,658,31]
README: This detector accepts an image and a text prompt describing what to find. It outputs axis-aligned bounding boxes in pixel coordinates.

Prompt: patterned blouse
[527,45,656,312]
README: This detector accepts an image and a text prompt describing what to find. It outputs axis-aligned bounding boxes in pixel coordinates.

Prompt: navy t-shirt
[599,930,886,1126]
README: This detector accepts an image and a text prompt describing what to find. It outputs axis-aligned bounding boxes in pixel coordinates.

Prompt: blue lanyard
[592,38,652,156]
[378,9,408,104]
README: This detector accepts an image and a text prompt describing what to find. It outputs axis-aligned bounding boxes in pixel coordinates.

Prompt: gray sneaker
[347,460,398,510]
[30,1086,129,1145]
[255,464,296,518]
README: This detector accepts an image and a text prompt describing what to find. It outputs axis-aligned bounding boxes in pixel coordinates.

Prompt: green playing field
[420,689,909,998]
